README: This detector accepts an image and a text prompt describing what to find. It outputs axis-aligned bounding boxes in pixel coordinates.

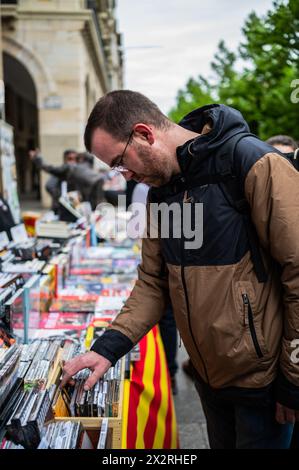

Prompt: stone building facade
[0,0,123,206]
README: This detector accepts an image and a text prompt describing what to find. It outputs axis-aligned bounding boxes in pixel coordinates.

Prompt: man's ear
[133,123,155,145]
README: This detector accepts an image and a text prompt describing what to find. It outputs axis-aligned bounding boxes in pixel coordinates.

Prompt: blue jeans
[194,378,294,449]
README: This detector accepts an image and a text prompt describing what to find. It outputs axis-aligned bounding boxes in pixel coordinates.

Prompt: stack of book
[36,221,72,239]
[38,421,92,449]
[1,259,45,275]
[60,360,122,419]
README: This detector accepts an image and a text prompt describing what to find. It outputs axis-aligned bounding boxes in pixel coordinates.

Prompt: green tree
[169,0,299,140]
[168,77,216,123]
[237,0,299,137]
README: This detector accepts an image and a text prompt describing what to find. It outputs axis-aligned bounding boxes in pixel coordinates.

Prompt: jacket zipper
[181,191,210,384]
[242,293,263,358]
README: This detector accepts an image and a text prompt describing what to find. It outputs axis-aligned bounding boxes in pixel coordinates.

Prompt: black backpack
[151,132,298,283]
[285,149,299,171]
[197,134,299,283]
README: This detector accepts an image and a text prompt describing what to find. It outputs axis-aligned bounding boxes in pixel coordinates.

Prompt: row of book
[0,224,141,449]
[60,362,121,419]
[0,223,65,267]
[5,387,53,449]
[0,335,119,449]
[2,419,111,450]
[41,418,111,449]
[1,239,139,345]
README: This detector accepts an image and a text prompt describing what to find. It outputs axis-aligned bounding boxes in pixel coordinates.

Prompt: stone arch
[2,35,57,108]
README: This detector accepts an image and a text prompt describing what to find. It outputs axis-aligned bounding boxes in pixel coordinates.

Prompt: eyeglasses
[111,130,134,172]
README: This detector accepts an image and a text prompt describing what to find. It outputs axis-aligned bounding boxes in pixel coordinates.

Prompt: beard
[134,143,173,187]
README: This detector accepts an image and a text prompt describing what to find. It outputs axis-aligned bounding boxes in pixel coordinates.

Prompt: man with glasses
[62,90,299,449]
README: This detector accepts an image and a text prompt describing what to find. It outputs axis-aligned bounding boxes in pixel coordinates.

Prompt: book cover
[39,312,91,330]
[49,296,96,313]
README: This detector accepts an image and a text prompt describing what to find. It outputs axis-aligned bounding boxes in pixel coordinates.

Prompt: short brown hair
[84,90,171,151]
[266,135,298,151]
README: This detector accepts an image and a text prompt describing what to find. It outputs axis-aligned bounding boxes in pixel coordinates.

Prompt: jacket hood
[177,104,250,172]
[150,104,251,201]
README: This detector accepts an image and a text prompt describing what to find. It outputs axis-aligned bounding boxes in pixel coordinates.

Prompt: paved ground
[173,345,209,449]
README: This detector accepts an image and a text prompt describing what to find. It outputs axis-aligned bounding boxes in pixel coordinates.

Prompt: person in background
[44,175,61,213]
[74,152,105,210]
[29,148,78,212]
[78,150,126,209]
[29,148,78,183]
[102,170,127,207]
[266,135,298,154]
[266,135,298,170]
[44,149,78,213]
[30,149,105,210]
[77,151,94,169]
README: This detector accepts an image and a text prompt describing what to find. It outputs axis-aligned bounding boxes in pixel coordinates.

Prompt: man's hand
[276,402,299,424]
[61,351,112,391]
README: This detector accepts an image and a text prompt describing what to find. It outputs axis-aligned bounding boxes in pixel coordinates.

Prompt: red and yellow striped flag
[122,326,179,449]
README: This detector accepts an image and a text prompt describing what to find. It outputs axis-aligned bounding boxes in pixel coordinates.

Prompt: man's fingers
[60,371,72,389]
[60,356,86,388]
[83,359,112,391]
[275,402,286,424]
[84,370,102,391]
[60,351,111,389]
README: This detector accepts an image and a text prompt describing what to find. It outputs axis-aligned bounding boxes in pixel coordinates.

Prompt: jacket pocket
[241,292,264,358]
[234,280,268,359]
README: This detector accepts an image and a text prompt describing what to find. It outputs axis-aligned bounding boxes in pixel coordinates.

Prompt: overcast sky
[116,0,274,114]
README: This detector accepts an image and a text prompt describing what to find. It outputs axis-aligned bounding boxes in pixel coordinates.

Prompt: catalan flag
[122,326,179,449]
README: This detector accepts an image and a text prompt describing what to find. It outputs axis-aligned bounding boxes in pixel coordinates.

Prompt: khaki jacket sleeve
[245,152,299,395]
[110,202,169,344]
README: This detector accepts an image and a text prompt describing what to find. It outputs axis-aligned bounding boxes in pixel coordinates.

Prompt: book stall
[0,209,178,450]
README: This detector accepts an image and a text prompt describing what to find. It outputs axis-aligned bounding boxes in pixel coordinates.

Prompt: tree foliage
[168,76,215,123]
[169,0,299,140]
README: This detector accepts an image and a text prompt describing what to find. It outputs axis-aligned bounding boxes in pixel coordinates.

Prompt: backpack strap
[216,133,268,283]
[151,132,269,283]
[186,131,268,283]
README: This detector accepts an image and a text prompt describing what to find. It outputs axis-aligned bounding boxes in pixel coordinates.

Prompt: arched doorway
[3,52,40,200]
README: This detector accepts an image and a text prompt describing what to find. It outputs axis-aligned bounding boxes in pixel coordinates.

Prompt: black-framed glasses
[111,130,134,172]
